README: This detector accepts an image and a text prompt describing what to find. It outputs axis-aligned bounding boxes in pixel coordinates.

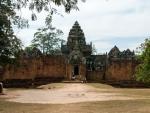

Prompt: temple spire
[67,21,86,48]
[61,21,92,56]
[74,21,79,25]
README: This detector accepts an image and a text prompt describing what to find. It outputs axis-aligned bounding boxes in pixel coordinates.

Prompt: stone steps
[62,80,84,83]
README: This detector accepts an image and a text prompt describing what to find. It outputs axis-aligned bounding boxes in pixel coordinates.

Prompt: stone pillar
[79,64,86,81]
[0,82,3,94]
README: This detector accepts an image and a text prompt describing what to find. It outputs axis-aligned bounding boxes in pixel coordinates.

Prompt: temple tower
[61,21,92,80]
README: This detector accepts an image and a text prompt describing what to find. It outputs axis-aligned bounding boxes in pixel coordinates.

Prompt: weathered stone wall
[1,55,139,86]
[105,59,137,81]
[66,64,72,80]
[86,70,105,82]
[79,64,86,80]
[2,55,66,80]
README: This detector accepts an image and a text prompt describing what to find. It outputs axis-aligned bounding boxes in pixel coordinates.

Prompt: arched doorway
[74,65,79,76]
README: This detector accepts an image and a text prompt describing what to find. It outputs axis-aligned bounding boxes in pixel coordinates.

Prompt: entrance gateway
[74,65,79,76]
[61,21,92,80]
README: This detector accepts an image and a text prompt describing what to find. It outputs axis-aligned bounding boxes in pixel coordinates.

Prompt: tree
[135,38,150,83]
[32,27,63,55]
[4,0,83,21]
[31,16,64,55]
[23,46,42,57]
[92,44,97,55]
[0,1,23,66]
[0,0,83,65]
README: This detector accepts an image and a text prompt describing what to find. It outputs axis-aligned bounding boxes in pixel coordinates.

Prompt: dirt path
[2,83,137,104]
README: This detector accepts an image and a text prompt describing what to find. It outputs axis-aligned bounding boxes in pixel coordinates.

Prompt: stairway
[62,79,84,83]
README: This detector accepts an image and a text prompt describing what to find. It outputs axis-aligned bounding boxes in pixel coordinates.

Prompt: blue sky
[14,0,150,53]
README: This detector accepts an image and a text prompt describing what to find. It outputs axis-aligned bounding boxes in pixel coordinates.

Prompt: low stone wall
[34,77,64,86]
[1,55,140,87]
[2,55,66,87]
[3,79,33,88]
[2,56,66,80]
[86,70,105,82]
[105,59,137,81]
[3,77,65,88]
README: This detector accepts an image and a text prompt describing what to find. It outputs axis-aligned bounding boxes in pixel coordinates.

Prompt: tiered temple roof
[67,21,86,47]
[108,46,135,59]
[61,21,92,56]
[108,45,120,58]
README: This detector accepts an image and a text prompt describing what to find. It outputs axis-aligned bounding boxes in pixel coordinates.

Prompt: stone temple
[0,21,138,87]
[61,21,92,80]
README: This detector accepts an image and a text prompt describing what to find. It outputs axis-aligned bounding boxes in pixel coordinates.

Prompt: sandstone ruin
[0,21,138,87]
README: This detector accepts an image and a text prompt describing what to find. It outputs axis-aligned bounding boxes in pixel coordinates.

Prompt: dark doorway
[74,65,79,75]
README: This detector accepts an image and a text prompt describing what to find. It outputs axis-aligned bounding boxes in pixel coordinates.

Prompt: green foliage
[0,1,23,66]
[135,38,150,83]
[11,0,82,21]
[24,46,35,55]
[32,28,63,55]
[92,44,97,55]
[24,46,42,57]
[0,0,81,65]
[31,18,64,55]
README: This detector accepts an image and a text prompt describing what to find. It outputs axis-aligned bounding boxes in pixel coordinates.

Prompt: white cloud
[14,0,150,53]
[92,41,113,53]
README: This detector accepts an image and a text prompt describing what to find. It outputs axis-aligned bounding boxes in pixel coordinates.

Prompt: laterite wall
[86,70,105,82]
[2,55,66,80]
[105,59,137,81]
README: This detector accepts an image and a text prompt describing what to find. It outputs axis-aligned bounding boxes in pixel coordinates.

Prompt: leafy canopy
[32,27,63,55]
[0,0,23,66]
[10,0,84,21]
[135,38,150,83]
[0,0,83,66]
[31,15,64,55]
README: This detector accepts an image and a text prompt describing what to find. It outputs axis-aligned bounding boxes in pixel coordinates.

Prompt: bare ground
[1,83,150,113]
[1,83,148,104]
